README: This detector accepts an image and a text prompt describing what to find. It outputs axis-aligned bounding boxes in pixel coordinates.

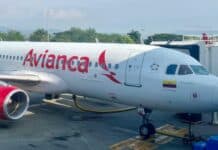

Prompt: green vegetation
[51,27,134,43]
[183,35,200,40]
[127,30,141,44]
[144,33,183,44]
[0,30,25,41]
[0,27,189,45]
[29,29,50,41]
[0,32,6,41]
[96,33,134,43]
[51,28,96,42]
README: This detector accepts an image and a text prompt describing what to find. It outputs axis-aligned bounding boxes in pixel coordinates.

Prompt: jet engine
[0,85,29,120]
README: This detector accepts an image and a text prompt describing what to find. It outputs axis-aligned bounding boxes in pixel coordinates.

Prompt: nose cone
[196,75,218,112]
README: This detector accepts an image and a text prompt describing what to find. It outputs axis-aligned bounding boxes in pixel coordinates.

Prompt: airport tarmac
[0,93,217,150]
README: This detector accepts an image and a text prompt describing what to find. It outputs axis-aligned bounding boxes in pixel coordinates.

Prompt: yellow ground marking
[24,111,35,116]
[110,124,188,150]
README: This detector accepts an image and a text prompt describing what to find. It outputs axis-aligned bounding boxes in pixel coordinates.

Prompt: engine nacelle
[0,85,29,120]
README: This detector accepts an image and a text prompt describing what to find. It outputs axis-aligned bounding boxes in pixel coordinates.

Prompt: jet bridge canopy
[151,41,201,61]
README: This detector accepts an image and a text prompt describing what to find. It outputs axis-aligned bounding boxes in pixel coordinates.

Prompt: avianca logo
[98,50,121,84]
[23,49,89,73]
[23,49,121,84]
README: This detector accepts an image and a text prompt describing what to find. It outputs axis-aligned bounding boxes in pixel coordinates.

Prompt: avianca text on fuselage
[23,49,89,73]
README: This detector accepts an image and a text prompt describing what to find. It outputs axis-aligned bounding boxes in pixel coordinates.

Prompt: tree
[144,36,153,44]
[51,27,134,43]
[127,30,141,43]
[96,33,134,43]
[6,30,25,41]
[144,33,183,44]
[0,32,7,41]
[119,35,134,43]
[29,29,50,41]
[51,27,97,42]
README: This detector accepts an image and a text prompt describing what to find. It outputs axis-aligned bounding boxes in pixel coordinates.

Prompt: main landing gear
[138,106,155,139]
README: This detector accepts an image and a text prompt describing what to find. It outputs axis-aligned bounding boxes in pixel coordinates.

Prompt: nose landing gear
[138,106,155,139]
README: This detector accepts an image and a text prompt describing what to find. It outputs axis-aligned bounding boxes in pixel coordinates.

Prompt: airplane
[0,41,217,140]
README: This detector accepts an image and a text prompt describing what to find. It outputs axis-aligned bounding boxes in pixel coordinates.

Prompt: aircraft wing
[0,71,67,93]
[0,74,40,86]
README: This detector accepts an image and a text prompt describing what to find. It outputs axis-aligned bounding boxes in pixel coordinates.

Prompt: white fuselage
[0,41,218,113]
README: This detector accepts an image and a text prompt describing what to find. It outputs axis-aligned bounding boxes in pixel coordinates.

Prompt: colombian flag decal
[163,80,177,88]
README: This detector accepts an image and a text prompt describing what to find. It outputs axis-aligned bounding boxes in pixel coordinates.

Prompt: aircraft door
[124,51,144,87]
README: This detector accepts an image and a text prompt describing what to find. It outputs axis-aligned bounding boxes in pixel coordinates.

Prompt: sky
[0,0,218,36]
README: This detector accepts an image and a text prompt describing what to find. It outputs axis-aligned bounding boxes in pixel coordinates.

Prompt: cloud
[46,9,85,20]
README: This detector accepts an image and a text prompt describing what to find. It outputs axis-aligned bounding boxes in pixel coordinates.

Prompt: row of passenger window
[65,60,120,69]
[166,64,209,75]
[0,55,23,61]
[89,62,119,69]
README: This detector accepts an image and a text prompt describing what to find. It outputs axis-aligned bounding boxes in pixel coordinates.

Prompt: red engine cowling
[0,85,29,120]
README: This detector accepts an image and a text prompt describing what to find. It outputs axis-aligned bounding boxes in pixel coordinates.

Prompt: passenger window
[70,60,75,65]
[20,56,23,61]
[115,64,119,69]
[108,63,112,69]
[100,64,107,69]
[95,62,98,67]
[178,65,193,75]
[89,62,92,67]
[166,64,177,75]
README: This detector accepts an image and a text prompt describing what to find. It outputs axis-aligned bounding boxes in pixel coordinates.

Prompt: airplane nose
[203,75,218,110]
[190,75,218,112]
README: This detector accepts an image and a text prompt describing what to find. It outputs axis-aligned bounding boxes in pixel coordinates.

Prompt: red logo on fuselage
[23,49,89,73]
[23,49,121,84]
[98,50,121,84]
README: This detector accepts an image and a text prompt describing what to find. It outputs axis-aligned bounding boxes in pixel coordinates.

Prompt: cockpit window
[166,64,177,75]
[178,65,193,75]
[190,65,209,75]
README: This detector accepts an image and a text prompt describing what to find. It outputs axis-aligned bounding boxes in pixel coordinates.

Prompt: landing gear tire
[139,123,155,140]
